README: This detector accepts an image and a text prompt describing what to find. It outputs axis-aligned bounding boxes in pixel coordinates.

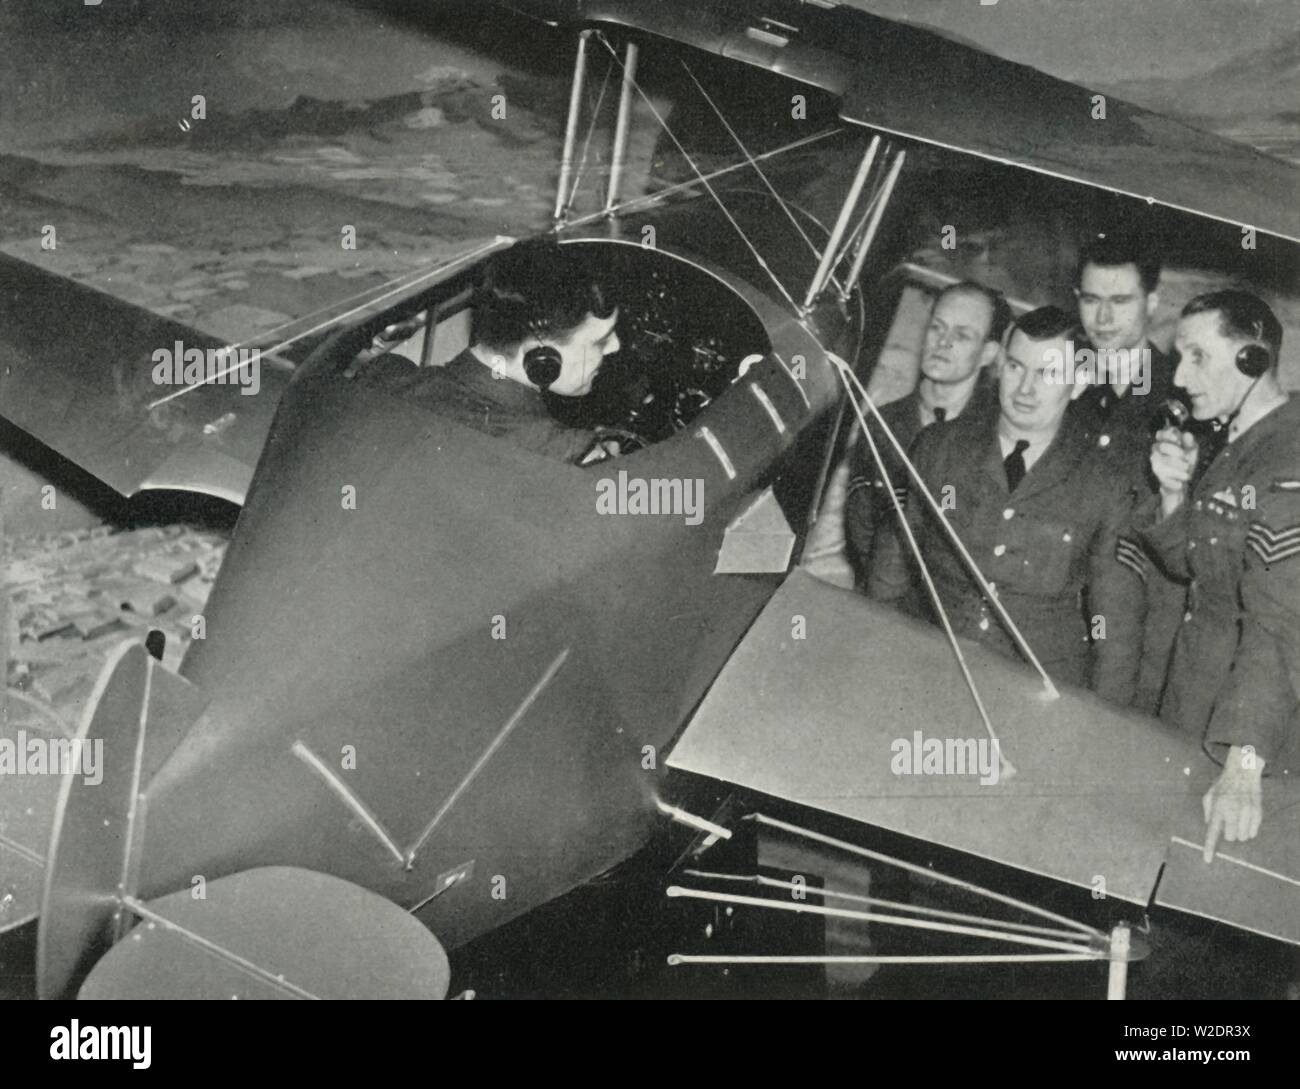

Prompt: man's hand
[1150,426,1197,518]
[1202,745,1265,861]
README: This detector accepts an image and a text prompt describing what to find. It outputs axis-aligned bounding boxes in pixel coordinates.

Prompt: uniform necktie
[1004,439,1030,491]
[932,407,946,424]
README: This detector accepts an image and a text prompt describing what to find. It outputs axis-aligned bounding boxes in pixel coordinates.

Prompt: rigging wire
[749,813,1106,938]
[833,362,1014,776]
[830,352,1060,704]
[563,126,843,231]
[679,60,837,293]
[594,33,800,314]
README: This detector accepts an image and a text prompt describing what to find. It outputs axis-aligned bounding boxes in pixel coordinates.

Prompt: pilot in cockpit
[359,238,621,464]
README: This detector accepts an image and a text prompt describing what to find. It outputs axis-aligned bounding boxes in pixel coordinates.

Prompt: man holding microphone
[1139,290,1300,858]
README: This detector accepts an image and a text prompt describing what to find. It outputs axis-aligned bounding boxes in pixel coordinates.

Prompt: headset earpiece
[523,344,562,389]
[1235,343,1272,378]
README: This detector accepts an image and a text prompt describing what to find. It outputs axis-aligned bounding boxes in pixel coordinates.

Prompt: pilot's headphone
[1213,318,1276,433]
[480,254,565,389]
[522,316,563,390]
[1235,326,1273,378]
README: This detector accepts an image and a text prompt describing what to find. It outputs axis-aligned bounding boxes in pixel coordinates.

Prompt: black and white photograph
[0,0,1297,1047]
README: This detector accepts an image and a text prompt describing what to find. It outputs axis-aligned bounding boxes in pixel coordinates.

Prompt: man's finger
[1248,800,1263,841]
[1203,804,1224,863]
[1234,798,1252,844]
[1202,786,1213,823]
[1224,802,1241,842]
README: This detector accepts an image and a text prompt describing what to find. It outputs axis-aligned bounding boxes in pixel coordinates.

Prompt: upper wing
[667,568,1300,945]
[567,0,1300,243]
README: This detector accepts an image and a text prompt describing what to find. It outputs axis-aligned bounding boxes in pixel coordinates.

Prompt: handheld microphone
[1160,397,1191,431]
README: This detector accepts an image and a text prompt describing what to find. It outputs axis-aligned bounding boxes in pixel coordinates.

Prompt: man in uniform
[844,281,1009,590]
[868,306,1144,704]
[1069,232,1187,713]
[1139,290,1298,852]
[359,238,621,464]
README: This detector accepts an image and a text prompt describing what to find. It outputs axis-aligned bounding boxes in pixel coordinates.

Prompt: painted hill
[1105,30,1300,121]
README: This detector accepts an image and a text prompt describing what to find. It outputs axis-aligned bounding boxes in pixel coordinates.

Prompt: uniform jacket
[868,403,1145,704]
[1136,394,1300,774]
[844,378,997,588]
[356,348,596,463]
[1069,342,1186,714]
[1069,341,1179,483]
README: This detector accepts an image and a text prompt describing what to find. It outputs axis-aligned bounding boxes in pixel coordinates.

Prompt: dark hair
[1075,232,1161,295]
[1008,305,1082,345]
[472,238,614,351]
[936,281,1012,344]
[1182,290,1283,362]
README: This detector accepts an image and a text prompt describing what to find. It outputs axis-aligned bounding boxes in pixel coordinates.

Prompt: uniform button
[1099,434,1111,448]
[978,618,990,631]
[1188,541,1197,549]
[1184,611,1193,622]
[1209,537,1218,545]
[1194,500,1203,510]
[993,544,1007,557]
[1003,508,1015,520]
[1062,532,1072,543]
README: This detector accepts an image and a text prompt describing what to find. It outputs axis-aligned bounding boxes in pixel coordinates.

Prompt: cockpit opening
[343,238,774,455]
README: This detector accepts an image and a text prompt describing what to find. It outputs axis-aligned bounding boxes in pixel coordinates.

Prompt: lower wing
[668,568,1300,946]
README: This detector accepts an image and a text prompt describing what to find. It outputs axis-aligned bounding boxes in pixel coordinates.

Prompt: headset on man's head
[522,317,563,389]
[1234,328,1274,378]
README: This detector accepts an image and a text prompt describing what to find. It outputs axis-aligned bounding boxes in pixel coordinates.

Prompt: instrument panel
[547,242,773,442]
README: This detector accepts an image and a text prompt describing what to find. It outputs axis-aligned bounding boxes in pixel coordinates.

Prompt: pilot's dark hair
[472,238,615,352]
[1075,232,1161,295]
[1007,305,1082,346]
[1182,290,1283,362]
[936,281,1012,344]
